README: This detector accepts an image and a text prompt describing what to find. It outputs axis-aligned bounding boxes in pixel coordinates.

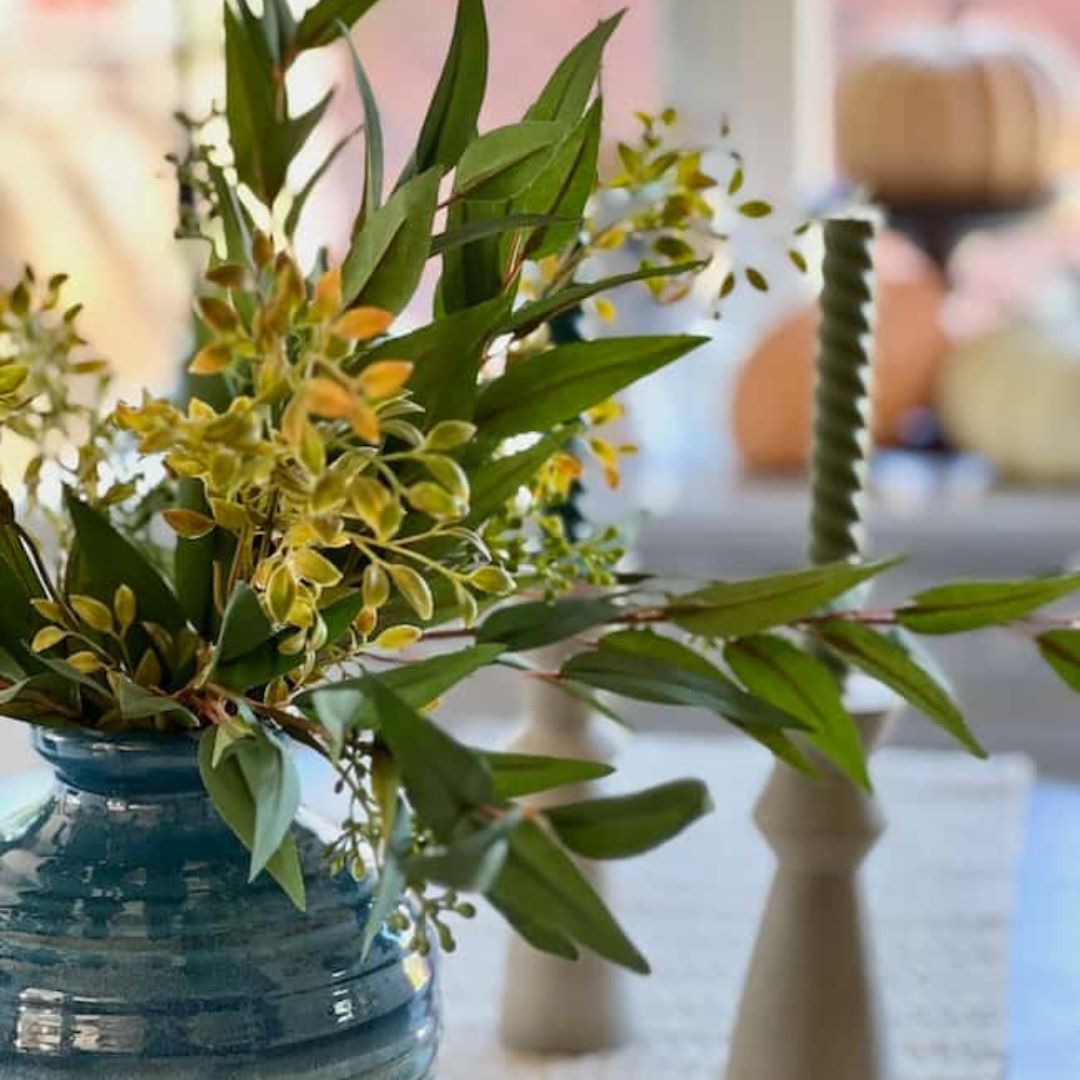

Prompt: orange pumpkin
[837,24,1067,206]
[732,232,948,473]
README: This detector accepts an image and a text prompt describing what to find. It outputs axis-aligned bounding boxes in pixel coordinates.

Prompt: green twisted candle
[808,217,876,568]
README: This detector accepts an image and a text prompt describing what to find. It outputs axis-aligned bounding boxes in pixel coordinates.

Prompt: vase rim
[33,724,204,796]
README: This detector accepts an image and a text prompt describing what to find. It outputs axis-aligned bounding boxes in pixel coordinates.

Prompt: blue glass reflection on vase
[0,728,439,1078]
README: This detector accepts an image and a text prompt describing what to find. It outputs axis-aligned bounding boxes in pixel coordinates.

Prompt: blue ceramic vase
[0,728,439,1078]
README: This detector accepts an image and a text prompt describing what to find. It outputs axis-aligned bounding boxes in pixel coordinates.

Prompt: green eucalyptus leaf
[234,727,302,881]
[480,751,614,800]
[596,629,816,772]
[547,779,711,860]
[401,0,488,181]
[298,644,505,749]
[671,559,901,639]
[811,619,985,757]
[489,819,649,973]
[477,597,619,653]
[1036,629,1080,695]
[198,729,306,910]
[475,336,706,439]
[113,678,199,727]
[404,809,522,893]
[725,633,869,789]
[898,576,1080,635]
[562,647,805,731]
[430,214,574,257]
[295,0,382,51]
[0,545,45,678]
[513,99,602,258]
[489,894,579,961]
[525,11,623,124]
[341,23,383,223]
[342,168,440,313]
[465,431,568,526]
[214,583,273,668]
[364,677,493,840]
[501,260,707,337]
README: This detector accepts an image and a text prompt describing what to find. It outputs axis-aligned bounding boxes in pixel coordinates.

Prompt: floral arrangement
[2,0,1080,974]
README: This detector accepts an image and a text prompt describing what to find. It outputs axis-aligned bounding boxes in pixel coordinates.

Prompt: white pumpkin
[941,306,1080,481]
[837,24,1069,206]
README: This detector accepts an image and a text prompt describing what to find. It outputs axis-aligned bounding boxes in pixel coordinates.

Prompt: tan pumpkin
[732,232,948,473]
[837,24,1068,206]
[940,316,1080,482]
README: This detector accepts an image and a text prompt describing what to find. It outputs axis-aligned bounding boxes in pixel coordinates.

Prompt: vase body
[726,675,900,1080]
[499,643,632,1055]
[0,728,439,1079]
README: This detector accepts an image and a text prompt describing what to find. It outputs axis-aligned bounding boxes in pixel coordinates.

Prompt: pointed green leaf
[341,168,440,312]
[341,23,383,222]
[404,809,521,893]
[525,12,623,124]
[725,633,869,789]
[401,0,488,181]
[501,260,707,337]
[198,729,306,909]
[295,0,383,52]
[285,124,362,238]
[298,644,505,749]
[480,751,614,800]
[898,575,1080,635]
[1036,629,1080,695]
[547,779,712,860]
[489,893,579,961]
[811,618,985,757]
[465,431,568,525]
[475,335,707,438]
[563,646,805,730]
[113,678,199,727]
[364,677,493,840]
[477,597,619,653]
[671,559,902,639]
[361,797,410,958]
[214,583,273,667]
[489,819,649,973]
[235,728,302,880]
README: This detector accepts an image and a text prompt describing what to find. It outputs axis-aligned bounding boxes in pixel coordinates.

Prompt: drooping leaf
[724,633,869,789]
[363,677,493,840]
[234,727,302,880]
[341,23,383,223]
[295,0,383,52]
[811,618,985,757]
[525,12,623,124]
[562,647,805,731]
[547,779,711,860]
[113,678,199,727]
[480,751,614,800]
[400,0,488,181]
[671,559,901,639]
[475,336,706,438]
[198,728,306,909]
[489,894,579,961]
[341,168,440,313]
[404,808,522,893]
[501,261,707,337]
[1036,629,1080,695]
[477,597,620,653]
[488,819,649,973]
[298,644,505,749]
[898,576,1080,635]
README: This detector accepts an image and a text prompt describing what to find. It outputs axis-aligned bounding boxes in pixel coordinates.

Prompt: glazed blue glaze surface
[0,728,439,1078]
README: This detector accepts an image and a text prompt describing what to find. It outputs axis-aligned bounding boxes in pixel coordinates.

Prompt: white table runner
[438,732,1034,1080]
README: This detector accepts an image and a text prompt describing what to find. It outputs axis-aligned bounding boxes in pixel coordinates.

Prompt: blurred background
[4,0,1080,777]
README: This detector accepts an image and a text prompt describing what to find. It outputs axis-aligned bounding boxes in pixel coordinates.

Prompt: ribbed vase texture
[0,729,439,1078]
